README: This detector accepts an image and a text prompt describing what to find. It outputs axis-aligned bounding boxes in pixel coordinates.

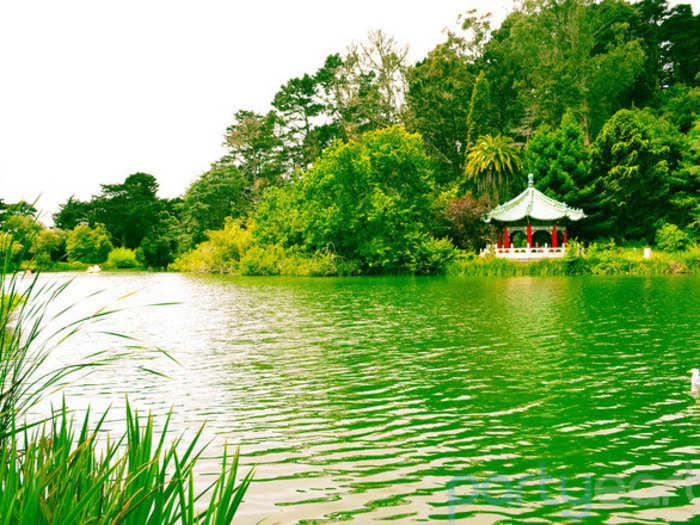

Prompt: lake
[36,273,700,524]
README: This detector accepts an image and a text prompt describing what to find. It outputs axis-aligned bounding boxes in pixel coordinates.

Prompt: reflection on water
[36,273,700,523]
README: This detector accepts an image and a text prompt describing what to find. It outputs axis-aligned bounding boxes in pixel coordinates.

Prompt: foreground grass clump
[0,403,252,525]
[447,243,700,277]
[0,237,254,523]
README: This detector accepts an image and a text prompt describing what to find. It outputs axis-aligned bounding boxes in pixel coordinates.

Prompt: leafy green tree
[593,1,698,105]
[66,224,112,264]
[29,229,66,268]
[140,210,182,268]
[653,84,700,134]
[404,34,475,184]
[272,73,326,168]
[669,115,700,233]
[480,13,529,139]
[255,126,451,273]
[53,196,93,230]
[0,213,66,268]
[464,134,522,201]
[2,215,41,254]
[484,0,645,144]
[655,223,691,251]
[222,110,286,196]
[92,173,164,249]
[183,164,248,245]
[0,201,37,230]
[252,183,304,249]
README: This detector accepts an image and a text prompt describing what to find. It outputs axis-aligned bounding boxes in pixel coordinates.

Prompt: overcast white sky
[1,1,697,223]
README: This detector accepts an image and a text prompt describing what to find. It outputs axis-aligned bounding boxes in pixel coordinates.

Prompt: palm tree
[464,134,522,201]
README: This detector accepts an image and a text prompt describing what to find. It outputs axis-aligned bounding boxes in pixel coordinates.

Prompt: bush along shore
[0,243,253,523]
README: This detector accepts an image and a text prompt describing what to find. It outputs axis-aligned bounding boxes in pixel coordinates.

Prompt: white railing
[480,245,566,260]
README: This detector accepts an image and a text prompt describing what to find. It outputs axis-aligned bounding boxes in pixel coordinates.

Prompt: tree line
[3,0,699,273]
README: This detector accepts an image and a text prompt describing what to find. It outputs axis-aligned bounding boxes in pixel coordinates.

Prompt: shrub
[107,247,138,268]
[655,223,691,252]
[238,245,359,277]
[404,233,455,275]
[238,244,283,276]
[680,245,700,271]
[48,260,90,272]
[171,218,252,273]
[66,224,112,263]
[443,192,493,251]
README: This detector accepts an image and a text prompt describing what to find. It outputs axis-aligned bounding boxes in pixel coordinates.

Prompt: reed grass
[0,401,253,525]
[0,234,253,523]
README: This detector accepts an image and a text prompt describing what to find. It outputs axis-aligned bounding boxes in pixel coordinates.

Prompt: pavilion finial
[528,173,534,188]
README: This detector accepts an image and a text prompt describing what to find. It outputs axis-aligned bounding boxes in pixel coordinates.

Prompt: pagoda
[481,173,585,260]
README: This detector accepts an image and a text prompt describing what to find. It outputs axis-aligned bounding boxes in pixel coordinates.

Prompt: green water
[44,274,700,523]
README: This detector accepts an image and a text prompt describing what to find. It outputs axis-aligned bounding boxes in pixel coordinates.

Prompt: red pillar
[504,226,509,250]
[527,223,532,249]
[563,227,567,247]
[552,225,558,248]
[497,232,502,249]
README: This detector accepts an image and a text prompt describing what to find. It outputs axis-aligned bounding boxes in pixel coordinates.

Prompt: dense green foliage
[524,112,591,206]
[253,127,451,273]
[182,164,249,246]
[66,224,113,264]
[404,35,475,183]
[107,247,139,268]
[4,0,699,275]
[52,173,182,267]
[655,223,692,251]
[171,219,359,276]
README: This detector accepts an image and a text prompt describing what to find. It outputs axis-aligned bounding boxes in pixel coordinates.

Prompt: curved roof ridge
[484,174,586,223]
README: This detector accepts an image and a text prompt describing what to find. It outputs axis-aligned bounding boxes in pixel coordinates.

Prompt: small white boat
[86,265,101,274]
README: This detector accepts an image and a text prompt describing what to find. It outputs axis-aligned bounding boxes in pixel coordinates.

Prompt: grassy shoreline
[448,246,700,277]
[33,245,700,278]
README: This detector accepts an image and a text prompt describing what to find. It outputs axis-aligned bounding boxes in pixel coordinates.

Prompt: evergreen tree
[525,112,591,206]
[466,70,494,147]
[591,109,681,241]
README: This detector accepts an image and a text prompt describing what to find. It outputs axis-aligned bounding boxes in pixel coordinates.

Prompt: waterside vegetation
[448,243,700,277]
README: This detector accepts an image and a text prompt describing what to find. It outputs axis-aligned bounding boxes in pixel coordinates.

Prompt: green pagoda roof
[484,174,586,223]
